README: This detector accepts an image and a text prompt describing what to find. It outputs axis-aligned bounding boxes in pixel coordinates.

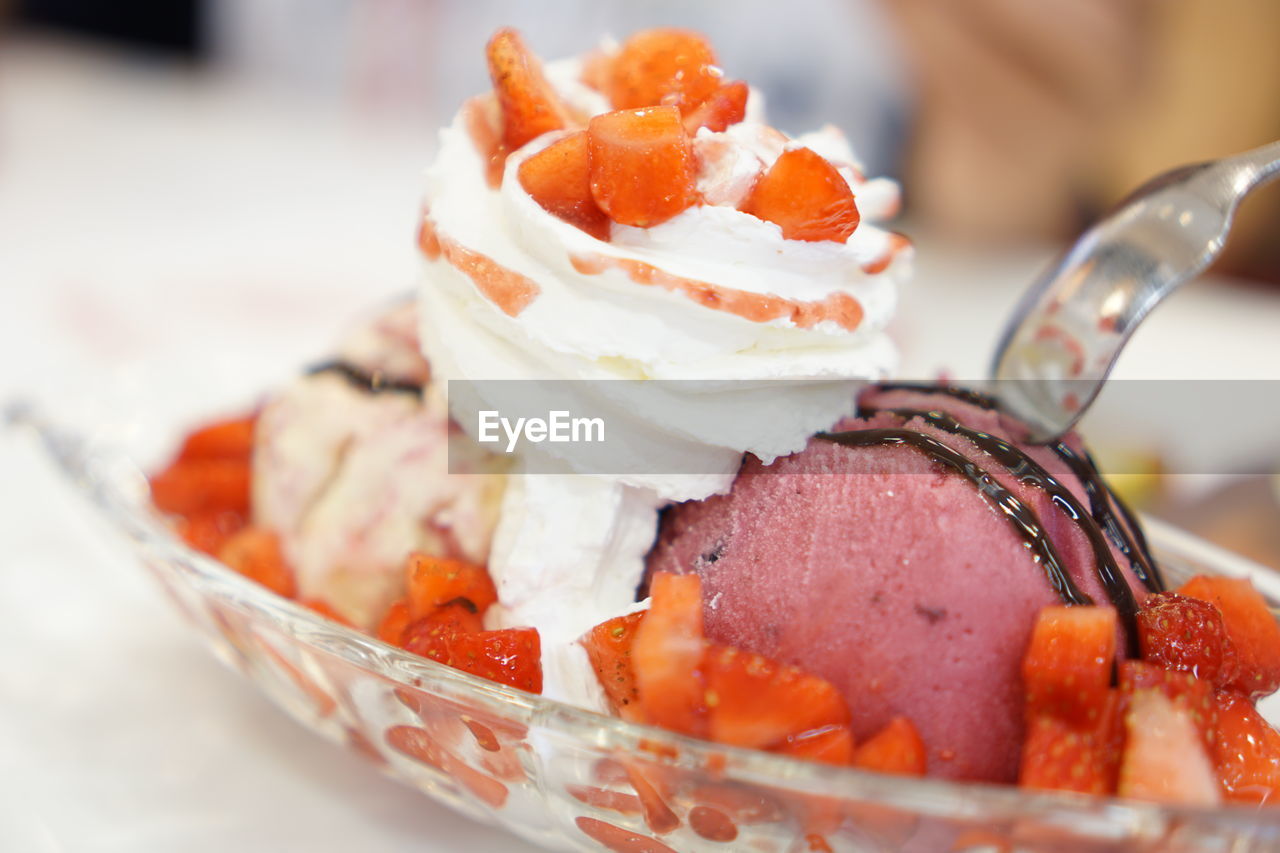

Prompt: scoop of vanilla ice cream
[416,52,911,706]
[253,302,508,629]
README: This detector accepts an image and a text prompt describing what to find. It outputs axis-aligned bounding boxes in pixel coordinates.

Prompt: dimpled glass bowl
[14,401,1280,853]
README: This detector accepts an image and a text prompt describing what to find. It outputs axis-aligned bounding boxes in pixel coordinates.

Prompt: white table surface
[3,36,1279,853]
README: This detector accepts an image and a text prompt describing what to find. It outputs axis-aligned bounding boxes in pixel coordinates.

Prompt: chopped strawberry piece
[486,27,570,152]
[1118,661,1216,753]
[217,527,296,599]
[702,644,850,750]
[175,415,256,462]
[582,612,646,721]
[150,457,251,517]
[1021,606,1117,724]
[301,598,353,628]
[1118,689,1220,805]
[740,147,860,243]
[417,601,486,635]
[408,626,542,693]
[1212,690,1280,804]
[174,509,246,556]
[587,106,697,228]
[1020,689,1123,795]
[682,81,749,134]
[1179,576,1280,698]
[405,553,497,619]
[852,717,927,776]
[377,599,413,646]
[774,725,855,766]
[1137,592,1239,687]
[517,132,611,240]
[632,572,707,736]
[605,29,723,114]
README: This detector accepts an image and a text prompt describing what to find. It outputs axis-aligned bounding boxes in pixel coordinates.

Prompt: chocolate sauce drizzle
[306,360,425,396]
[818,382,1164,649]
[816,427,1093,609]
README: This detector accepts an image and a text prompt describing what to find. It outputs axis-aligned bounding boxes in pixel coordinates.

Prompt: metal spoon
[990,140,1280,443]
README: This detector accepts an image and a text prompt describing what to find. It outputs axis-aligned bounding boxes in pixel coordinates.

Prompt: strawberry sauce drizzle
[569,253,864,331]
[860,232,912,276]
[418,217,541,317]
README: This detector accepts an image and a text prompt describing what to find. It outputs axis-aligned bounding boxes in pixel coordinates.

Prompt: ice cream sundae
[148,26,1280,807]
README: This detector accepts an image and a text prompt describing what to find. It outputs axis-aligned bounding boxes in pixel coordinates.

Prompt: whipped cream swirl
[417,55,910,707]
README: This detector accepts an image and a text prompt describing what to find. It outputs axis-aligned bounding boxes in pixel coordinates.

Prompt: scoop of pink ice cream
[646,384,1158,782]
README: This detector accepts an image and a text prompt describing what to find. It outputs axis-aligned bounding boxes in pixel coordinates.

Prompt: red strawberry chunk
[773,725,855,766]
[1118,661,1216,753]
[408,624,542,694]
[1020,689,1123,795]
[702,644,850,750]
[175,415,256,462]
[1213,690,1280,804]
[581,612,646,721]
[682,81,749,134]
[605,29,723,114]
[486,28,570,152]
[632,572,707,736]
[1118,689,1220,805]
[587,106,698,228]
[405,553,497,619]
[174,509,246,556]
[217,527,296,599]
[1179,576,1280,698]
[377,599,413,646]
[517,131,611,240]
[1137,592,1239,687]
[1022,606,1117,724]
[150,457,251,517]
[851,717,927,776]
[740,147,860,243]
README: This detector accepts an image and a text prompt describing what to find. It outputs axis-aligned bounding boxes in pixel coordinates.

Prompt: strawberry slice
[740,147,860,242]
[605,29,723,114]
[582,611,646,721]
[1212,690,1280,804]
[150,457,251,517]
[682,80,749,134]
[1020,689,1123,795]
[852,717,927,776]
[1179,576,1280,698]
[1118,661,1216,753]
[405,553,497,619]
[1136,592,1239,687]
[402,602,486,651]
[1118,688,1220,805]
[217,526,296,599]
[377,599,413,646]
[1022,606,1117,724]
[588,106,697,228]
[486,27,570,152]
[409,627,542,693]
[175,415,256,462]
[174,509,246,556]
[632,572,707,736]
[774,725,855,766]
[517,131,611,240]
[703,644,850,750]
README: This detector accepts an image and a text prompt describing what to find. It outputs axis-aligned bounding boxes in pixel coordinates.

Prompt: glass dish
[11,400,1280,853]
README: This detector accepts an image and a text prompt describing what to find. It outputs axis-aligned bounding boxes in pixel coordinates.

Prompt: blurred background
[1,2,1278,850]
[7,0,1276,555]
